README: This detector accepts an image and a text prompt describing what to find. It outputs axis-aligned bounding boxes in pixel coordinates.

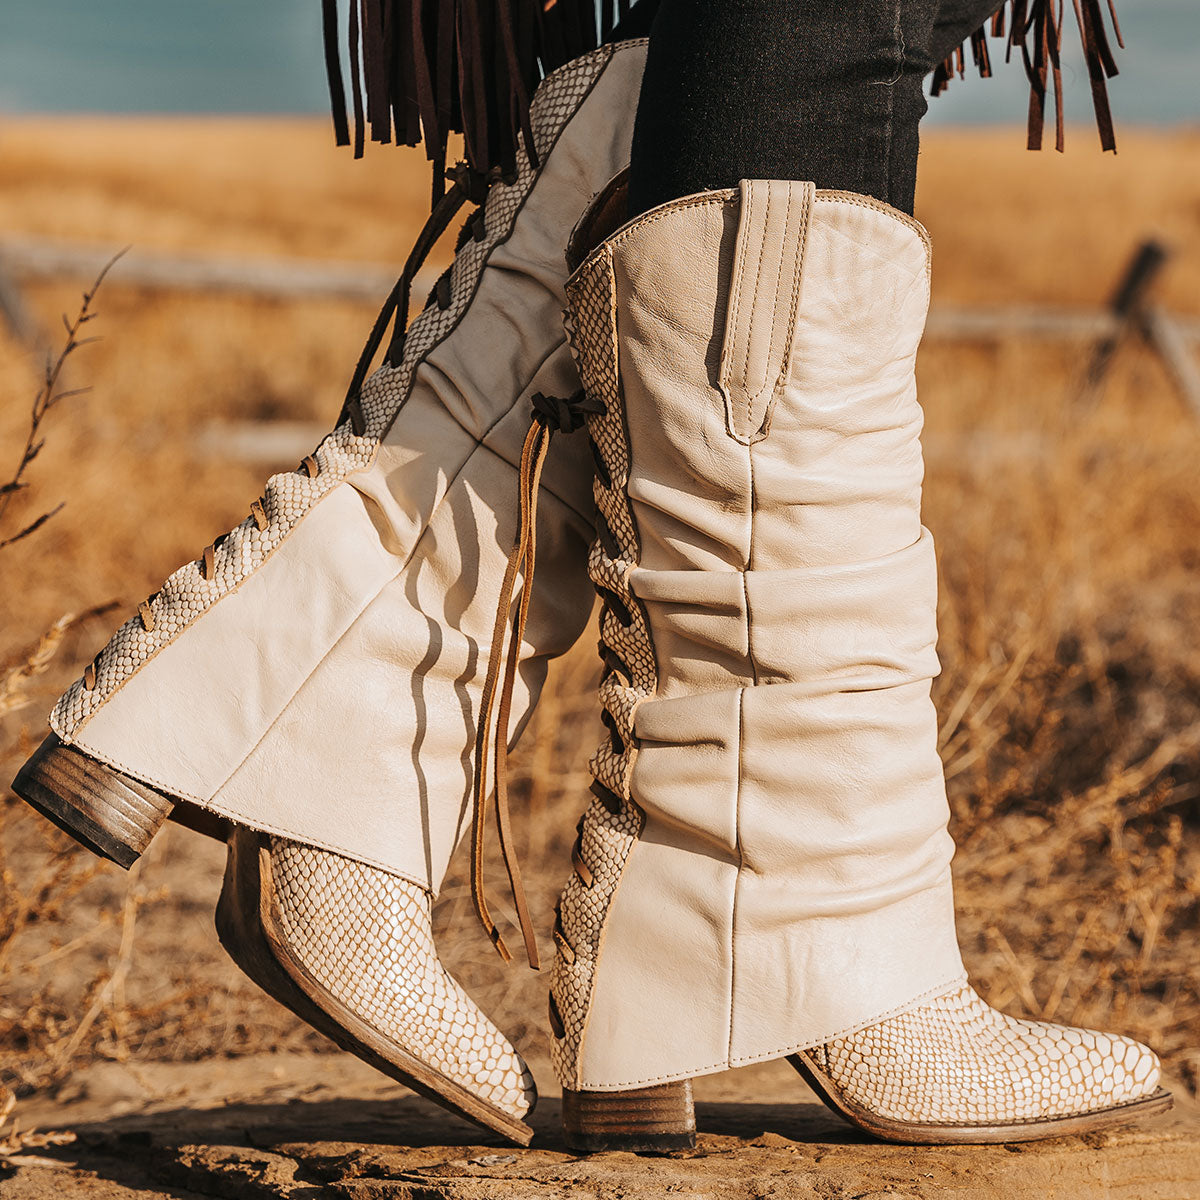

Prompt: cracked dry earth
[2,1054,1197,1199]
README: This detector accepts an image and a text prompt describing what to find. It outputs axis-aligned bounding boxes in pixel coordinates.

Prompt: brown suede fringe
[320,0,1123,204]
[933,0,1124,152]
[320,0,629,200]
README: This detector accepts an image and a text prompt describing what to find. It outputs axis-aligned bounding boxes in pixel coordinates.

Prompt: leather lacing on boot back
[83,163,516,695]
[469,388,605,968]
[83,460,346,692]
[549,780,622,968]
[340,161,515,407]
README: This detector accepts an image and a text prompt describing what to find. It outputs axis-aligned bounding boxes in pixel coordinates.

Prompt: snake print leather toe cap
[811,982,1161,1125]
[270,838,536,1119]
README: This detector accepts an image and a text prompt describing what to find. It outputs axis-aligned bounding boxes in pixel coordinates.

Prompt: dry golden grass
[0,119,1197,1100]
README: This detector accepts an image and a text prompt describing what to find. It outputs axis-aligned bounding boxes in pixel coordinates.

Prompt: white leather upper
[57,41,648,893]
[554,182,964,1090]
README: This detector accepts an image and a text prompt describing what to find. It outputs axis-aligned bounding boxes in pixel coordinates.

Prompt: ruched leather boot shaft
[41,41,648,894]
[552,182,965,1092]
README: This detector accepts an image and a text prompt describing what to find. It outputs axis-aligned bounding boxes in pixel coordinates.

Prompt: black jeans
[625,0,1005,217]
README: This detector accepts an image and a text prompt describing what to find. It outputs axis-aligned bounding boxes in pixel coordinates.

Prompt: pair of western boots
[13,41,1169,1149]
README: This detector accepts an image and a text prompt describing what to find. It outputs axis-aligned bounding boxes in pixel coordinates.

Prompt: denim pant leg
[627,0,1006,217]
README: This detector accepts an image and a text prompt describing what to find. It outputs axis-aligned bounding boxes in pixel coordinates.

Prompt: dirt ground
[3,1052,1197,1199]
[2,119,1200,1195]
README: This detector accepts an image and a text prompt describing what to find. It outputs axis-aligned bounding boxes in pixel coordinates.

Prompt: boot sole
[12,733,228,868]
[215,828,535,1147]
[788,1051,1174,1144]
[562,1061,1173,1153]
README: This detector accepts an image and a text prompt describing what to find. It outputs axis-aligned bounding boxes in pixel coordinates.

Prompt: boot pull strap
[719,179,813,445]
[471,388,603,969]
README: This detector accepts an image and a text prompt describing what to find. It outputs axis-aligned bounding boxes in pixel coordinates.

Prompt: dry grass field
[1,119,1198,1120]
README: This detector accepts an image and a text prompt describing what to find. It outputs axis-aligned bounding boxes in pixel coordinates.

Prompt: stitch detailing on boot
[270,838,536,1118]
[50,42,623,742]
[547,248,657,1092]
[802,982,1161,1126]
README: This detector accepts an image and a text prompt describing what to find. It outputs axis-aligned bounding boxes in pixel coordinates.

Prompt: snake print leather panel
[270,837,535,1117]
[549,245,656,1090]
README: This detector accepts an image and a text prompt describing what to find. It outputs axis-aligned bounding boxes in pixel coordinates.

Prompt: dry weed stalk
[0,604,117,720]
[0,1085,76,1160]
[0,616,73,720]
[49,868,147,1071]
[0,252,122,550]
[0,255,137,1110]
[921,368,1200,1079]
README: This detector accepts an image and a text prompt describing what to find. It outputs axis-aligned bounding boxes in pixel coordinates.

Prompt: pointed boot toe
[216,829,536,1144]
[788,983,1171,1144]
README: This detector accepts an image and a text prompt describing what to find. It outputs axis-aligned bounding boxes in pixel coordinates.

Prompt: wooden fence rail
[0,234,409,305]
[2,233,1198,416]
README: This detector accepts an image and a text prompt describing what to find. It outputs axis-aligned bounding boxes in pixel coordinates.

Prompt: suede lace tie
[471,388,603,968]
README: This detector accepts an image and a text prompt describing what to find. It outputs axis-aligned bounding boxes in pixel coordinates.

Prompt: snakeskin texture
[810,982,1162,1124]
[270,838,535,1118]
[550,251,653,1089]
[50,42,621,740]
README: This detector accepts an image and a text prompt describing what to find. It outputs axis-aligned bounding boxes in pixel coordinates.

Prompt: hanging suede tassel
[932,0,1123,152]
[1074,0,1123,151]
[320,0,351,146]
[1021,0,1066,151]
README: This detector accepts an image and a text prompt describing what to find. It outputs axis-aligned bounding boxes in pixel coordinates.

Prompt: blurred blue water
[0,0,1195,124]
[923,0,1199,127]
[0,1,331,115]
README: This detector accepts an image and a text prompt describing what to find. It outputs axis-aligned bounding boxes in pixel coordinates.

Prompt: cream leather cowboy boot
[12,40,648,1144]
[548,180,1172,1150]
